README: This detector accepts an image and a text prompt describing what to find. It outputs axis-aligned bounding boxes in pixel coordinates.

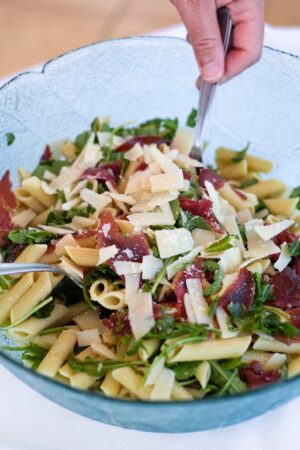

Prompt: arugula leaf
[208,296,219,319]
[91,117,101,133]
[83,265,119,309]
[203,265,223,297]
[0,275,16,294]
[6,132,15,146]
[186,108,197,128]
[102,145,125,163]
[8,228,56,245]
[1,344,48,370]
[177,210,211,231]
[75,130,91,152]
[32,160,71,179]
[170,199,181,221]
[287,239,300,257]
[150,256,176,295]
[168,361,199,381]
[238,224,247,244]
[69,357,146,378]
[205,235,236,254]
[210,360,246,395]
[34,299,54,318]
[289,186,300,210]
[231,143,250,163]
[255,199,267,213]
[181,178,200,199]
[253,272,272,307]
[46,206,95,226]
[239,178,258,189]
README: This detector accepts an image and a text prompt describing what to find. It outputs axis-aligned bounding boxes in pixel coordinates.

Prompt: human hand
[171,0,264,83]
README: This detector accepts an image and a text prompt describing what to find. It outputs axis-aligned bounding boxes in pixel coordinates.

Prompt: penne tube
[101,372,121,397]
[167,336,252,363]
[12,209,37,227]
[218,160,248,180]
[171,382,193,401]
[59,346,100,379]
[70,372,98,390]
[18,168,32,182]
[10,272,53,323]
[288,355,300,379]
[89,278,114,300]
[111,367,152,400]
[243,179,286,198]
[91,289,125,310]
[15,187,45,213]
[263,198,298,216]
[91,341,119,360]
[118,387,136,399]
[195,361,211,389]
[253,337,300,354]
[22,176,56,207]
[216,147,273,173]
[30,207,54,227]
[0,273,34,324]
[7,304,70,342]
[14,244,48,264]
[65,246,99,267]
[31,333,58,349]
[138,339,161,361]
[263,353,286,371]
[57,255,84,280]
[219,184,257,211]
[37,328,78,377]
[74,310,103,332]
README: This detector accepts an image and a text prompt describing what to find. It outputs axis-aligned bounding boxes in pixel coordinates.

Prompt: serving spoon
[0,262,83,288]
[190,7,233,161]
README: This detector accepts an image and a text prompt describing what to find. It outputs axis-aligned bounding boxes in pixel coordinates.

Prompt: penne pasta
[216,147,274,173]
[37,328,78,377]
[243,179,286,198]
[218,160,248,180]
[65,246,99,267]
[14,244,48,264]
[22,176,56,207]
[0,273,34,325]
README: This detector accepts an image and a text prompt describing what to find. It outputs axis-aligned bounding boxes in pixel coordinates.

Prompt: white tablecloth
[1,23,300,450]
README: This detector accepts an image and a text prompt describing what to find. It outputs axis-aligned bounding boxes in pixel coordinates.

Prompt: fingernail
[201,62,223,83]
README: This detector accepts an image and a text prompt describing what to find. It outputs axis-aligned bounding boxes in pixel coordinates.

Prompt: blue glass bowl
[1,37,300,433]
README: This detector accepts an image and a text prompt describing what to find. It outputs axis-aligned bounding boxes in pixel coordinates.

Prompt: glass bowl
[0,36,300,433]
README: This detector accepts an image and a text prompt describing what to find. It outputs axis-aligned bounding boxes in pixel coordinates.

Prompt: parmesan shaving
[186,278,211,325]
[155,228,194,258]
[98,245,119,264]
[149,169,184,192]
[254,219,294,241]
[128,292,155,340]
[205,180,224,224]
[114,261,142,275]
[80,189,111,211]
[142,255,163,280]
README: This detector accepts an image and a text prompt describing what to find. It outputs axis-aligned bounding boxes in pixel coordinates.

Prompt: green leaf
[253,272,272,307]
[255,199,267,213]
[287,240,300,257]
[32,160,71,179]
[239,178,258,189]
[83,265,119,310]
[289,186,300,210]
[186,108,197,128]
[231,143,250,163]
[8,228,56,245]
[203,265,223,297]
[210,360,246,395]
[0,275,16,294]
[208,296,219,319]
[6,132,15,146]
[181,178,200,199]
[34,299,54,318]
[75,130,91,152]
[1,344,48,370]
[69,356,146,378]
[205,235,236,254]
[46,206,95,226]
[91,117,101,133]
[168,361,199,381]
[177,210,211,232]
[150,256,176,295]
[170,199,181,221]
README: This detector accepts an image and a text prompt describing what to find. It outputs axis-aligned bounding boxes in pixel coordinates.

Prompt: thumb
[173,0,224,83]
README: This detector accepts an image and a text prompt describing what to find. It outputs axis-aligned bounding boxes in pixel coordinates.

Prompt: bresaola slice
[40,144,53,161]
[241,361,281,388]
[173,258,202,317]
[115,136,167,152]
[270,266,300,309]
[97,211,149,264]
[179,196,223,233]
[198,168,225,190]
[219,268,255,312]
[81,160,122,186]
[0,171,16,246]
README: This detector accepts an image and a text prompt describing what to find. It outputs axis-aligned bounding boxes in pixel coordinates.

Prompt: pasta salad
[1,110,300,401]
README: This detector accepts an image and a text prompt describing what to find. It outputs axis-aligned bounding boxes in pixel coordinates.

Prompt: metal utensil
[0,263,83,288]
[191,7,233,161]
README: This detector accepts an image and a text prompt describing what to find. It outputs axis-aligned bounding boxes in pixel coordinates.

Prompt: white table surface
[2,23,300,450]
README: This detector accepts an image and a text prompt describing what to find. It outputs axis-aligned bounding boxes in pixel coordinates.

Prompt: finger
[172,0,225,83]
[222,1,264,81]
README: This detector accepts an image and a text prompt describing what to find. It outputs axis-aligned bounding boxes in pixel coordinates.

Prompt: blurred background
[0,0,299,78]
